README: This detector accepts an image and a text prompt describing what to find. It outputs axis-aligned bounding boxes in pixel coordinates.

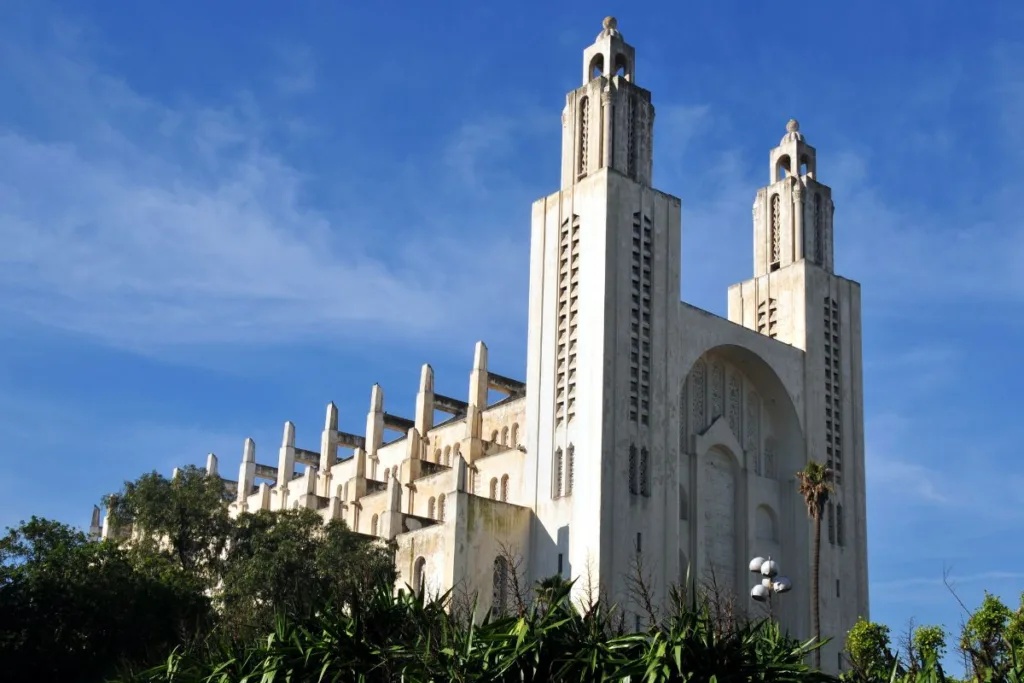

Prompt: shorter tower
[728,121,868,674]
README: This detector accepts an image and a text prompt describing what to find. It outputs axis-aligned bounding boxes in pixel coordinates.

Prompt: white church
[98,16,868,674]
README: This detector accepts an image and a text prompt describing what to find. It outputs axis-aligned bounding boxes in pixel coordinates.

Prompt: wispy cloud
[0,12,539,357]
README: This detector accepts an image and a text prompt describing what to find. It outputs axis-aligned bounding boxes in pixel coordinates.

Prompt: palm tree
[796,459,834,669]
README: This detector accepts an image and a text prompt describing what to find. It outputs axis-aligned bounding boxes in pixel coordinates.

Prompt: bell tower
[728,121,869,671]
[525,17,682,614]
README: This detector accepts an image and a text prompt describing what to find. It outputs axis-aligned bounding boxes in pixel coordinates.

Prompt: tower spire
[560,17,653,188]
[750,119,835,277]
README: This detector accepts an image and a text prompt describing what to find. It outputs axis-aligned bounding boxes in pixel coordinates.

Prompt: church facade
[99,17,868,675]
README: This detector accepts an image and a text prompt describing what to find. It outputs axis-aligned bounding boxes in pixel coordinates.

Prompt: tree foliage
[0,517,211,683]
[219,508,396,636]
[104,465,231,582]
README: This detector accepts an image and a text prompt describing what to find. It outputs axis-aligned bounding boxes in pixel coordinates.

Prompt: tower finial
[603,16,617,31]
[786,118,799,133]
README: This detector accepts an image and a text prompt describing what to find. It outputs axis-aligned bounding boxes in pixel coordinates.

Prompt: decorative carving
[710,360,724,420]
[770,194,781,265]
[745,390,760,474]
[691,360,706,432]
[727,373,741,435]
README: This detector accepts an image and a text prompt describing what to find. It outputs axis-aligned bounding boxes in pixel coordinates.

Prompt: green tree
[842,617,899,682]
[219,507,396,635]
[0,517,211,683]
[104,465,231,583]
[797,459,834,669]
[958,591,1024,681]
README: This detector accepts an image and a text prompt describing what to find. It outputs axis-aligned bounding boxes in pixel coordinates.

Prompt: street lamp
[749,556,792,618]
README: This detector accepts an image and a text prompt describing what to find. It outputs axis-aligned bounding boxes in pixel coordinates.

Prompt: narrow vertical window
[827,502,836,544]
[427,497,436,519]
[489,478,498,500]
[636,532,642,553]
[565,444,575,495]
[577,96,589,179]
[639,447,650,496]
[770,194,781,269]
[628,444,638,494]
[370,514,378,536]
[553,447,564,499]
[492,556,509,617]
[414,557,426,597]
[814,193,824,265]
[438,493,446,522]
[837,503,845,546]
[557,553,563,574]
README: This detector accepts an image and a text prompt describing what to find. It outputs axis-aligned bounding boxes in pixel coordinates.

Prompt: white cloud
[0,12,536,356]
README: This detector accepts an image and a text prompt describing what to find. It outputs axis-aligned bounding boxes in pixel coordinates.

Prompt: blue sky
[2,0,1023,666]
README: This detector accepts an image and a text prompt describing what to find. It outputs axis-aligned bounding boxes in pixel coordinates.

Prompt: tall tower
[728,121,869,670]
[523,17,682,612]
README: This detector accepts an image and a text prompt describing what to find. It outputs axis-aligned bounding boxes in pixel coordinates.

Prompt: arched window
[639,447,650,497]
[434,448,442,463]
[553,447,564,499]
[510,423,519,447]
[427,496,436,519]
[500,426,509,446]
[353,505,360,532]
[370,513,378,536]
[438,493,446,521]
[491,430,499,443]
[408,487,415,515]
[578,96,589,179]
[471,468,479,494]
[452,443,460,464]
[443,446,451,466]
[628,444,638,494]
[770,194,781,270]
[492,556,509,617]
[814,193,824,265]
[500,474,509,502]
[565,444,575,495]
[413,556,427,597]
[383,467,390,481]
[776,155,792,181]
[589,54,604,81]
[489,477,498,500]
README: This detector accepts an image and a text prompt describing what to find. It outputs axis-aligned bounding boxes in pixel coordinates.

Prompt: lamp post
[749,556,792,620]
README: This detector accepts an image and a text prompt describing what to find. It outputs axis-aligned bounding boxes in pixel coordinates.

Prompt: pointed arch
[383,467,390,481]
[755,504,778,541]
[427,496,436,519]
[500,474,509,502]
[510,422,519,447]
[489,477,498,500]
[433,448,442,463]
[370,513,378,536]
[443,446,451,466]
[438,493,446,521]
[500,426,509,446]
[491,429,499,443]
